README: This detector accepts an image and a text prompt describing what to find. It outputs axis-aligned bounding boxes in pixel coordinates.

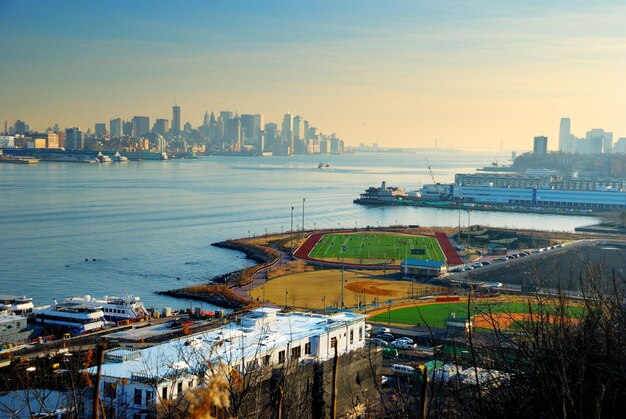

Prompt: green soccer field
[308,232,445,265]
[368,301,585,328]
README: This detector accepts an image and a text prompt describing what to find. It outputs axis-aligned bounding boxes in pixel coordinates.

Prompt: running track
[294,231,463,267]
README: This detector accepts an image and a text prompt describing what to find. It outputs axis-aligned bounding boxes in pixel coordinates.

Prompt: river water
[0,151,597,309]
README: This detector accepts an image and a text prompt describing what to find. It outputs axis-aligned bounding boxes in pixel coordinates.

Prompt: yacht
[33,301,107,335]
[0,295,34,315]
[64,292,148,323]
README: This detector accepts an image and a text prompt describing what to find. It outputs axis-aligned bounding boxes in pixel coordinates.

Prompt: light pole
[285,288,288,308]
[322,295,326,315]
[290,206,294,254]
[387,300,392,325]
[302,197,305,237]
[341,244,347,309]
[466,210,471,249]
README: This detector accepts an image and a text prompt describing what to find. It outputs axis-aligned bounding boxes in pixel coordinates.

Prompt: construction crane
[425,158,441,196]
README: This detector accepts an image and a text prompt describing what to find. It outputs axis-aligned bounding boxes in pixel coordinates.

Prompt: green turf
[369,302,583,328]
[308,233,445,265]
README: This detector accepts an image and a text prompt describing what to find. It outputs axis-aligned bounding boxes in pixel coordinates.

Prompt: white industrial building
[420,184,626,210]
[84,308,365,418]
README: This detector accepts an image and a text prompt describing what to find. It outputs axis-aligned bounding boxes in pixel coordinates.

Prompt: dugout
[401,259,447,278]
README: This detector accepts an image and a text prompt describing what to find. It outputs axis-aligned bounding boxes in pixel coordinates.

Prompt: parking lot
[446,240,626,293]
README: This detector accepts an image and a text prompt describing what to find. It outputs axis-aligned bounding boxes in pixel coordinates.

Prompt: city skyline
[2,1,626,150]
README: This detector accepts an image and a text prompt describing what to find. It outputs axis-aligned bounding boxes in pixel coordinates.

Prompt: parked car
[471,262,483,268]
[364,323,373,332]
[369,338,388,347]
[396,336,414,344]
[376,327,391,334]
[495,256,508,262]
[377,333,395,341]
[481,260,491,265]
[391,340,416,350]
[391,364,416,376]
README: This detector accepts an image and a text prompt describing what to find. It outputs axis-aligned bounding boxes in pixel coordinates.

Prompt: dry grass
[267,260,315,279]
[249,269,435,310]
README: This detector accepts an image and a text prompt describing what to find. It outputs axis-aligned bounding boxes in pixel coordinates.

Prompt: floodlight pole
[341,245,347,309]
[290,206,294,254]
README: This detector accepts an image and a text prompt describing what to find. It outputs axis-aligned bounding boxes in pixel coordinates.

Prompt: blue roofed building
[401,258,447,278]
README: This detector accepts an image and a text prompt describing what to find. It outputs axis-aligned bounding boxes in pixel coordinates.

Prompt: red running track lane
[293,232,325,260]
[435,232,463,265]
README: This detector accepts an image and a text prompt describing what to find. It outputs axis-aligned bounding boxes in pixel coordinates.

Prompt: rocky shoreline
[156,239,279,308]
[156,288,246,309]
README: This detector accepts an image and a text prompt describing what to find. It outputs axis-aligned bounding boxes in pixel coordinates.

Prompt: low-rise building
[84,308,367,418]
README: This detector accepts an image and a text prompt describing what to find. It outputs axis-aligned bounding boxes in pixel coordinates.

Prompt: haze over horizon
[1,0,626,151]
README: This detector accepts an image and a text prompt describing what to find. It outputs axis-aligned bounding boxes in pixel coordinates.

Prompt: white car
[376,327,391,334]
[365,323,372,332]
[390,340,416,350]
[396,337,414,344]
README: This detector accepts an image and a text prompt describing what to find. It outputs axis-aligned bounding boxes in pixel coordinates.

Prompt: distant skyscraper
[586,128,613,154]
[14,120,27,135]
[559,117,571,152]
[240,114,254,145]
[172,105,181,135]
[282,113,293,154]
[252,114,264,151]
[110,118,122,138]
[265,122,278,151]
[303,120,310,141]
[533,136,548,155]
[123,120,134,137]
[293,115,303,141]
[95,123,106,138]
[203,111,210,127]
[153,119,169,135]
[65,127,83,150]
[133,116,150,137]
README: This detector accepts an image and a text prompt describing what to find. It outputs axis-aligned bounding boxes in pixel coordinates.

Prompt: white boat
[318,162,330,169]
[64,292,148,323]
[97,152,112,163]
[33,301,107,335]
[113,152,128,162]
[0,295,34,315]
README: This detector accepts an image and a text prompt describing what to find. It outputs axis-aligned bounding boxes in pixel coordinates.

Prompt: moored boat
[0,295,34,315]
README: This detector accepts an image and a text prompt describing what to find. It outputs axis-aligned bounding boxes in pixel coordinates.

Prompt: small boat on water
[113,151,128,162]
[97,152,112,163]
[318,162,330,169]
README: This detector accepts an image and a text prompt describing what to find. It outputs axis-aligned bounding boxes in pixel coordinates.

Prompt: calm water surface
[0,151,597,309]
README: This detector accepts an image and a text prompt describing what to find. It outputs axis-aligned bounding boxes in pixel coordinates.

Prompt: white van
[391,364,415,376]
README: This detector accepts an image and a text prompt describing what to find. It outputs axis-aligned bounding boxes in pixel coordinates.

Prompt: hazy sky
[1,0,626,150]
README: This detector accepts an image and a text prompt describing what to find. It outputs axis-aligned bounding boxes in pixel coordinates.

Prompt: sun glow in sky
[1,0,626,150]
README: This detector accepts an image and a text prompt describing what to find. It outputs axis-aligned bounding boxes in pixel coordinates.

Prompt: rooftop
[89,309,364,381]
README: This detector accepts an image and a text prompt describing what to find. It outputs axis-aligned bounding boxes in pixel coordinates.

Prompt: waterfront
[0,151,598,309]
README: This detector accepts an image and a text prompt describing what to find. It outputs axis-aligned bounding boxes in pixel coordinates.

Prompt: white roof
[90,309,364,381]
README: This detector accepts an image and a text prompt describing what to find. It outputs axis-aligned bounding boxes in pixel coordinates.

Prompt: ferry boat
[64,292,148,323]
[0,295,34,315]
[33,301,107,335]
